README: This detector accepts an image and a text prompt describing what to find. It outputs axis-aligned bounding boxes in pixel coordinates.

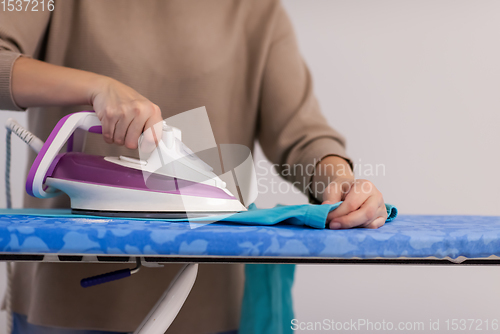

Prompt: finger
[124,115,147,150]
[123,104,157,150]
[145,105,163,137]
[328,180,379,220]
[113,112,134,146]
[359,203,388,228]
[321,182,344,205]
[100,109,119,144]
[359,206,388,229]
[328,221,343,230]
[364,216,386,229]
[139,107,163,154]
[327,184,368,221]
[329,196,381,229]
[323,179,354,204]
[329,208,384,230]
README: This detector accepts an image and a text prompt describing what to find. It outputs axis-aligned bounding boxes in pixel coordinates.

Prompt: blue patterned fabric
[5,206,500,334]
[0,205,499,260]
[0,203,403,258]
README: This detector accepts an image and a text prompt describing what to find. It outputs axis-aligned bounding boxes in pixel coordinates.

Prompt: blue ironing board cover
[0,207,499,260]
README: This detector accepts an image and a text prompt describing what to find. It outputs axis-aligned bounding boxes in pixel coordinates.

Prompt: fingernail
[329,222,341,230]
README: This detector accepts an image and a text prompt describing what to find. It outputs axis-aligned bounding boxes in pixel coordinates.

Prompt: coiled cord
[4,118,43,334]
[4,128,12,334]
[5,128,12,209]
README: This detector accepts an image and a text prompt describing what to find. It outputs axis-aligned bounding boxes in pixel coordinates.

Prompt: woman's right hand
[11,57,163,151]
[90,77,164,151]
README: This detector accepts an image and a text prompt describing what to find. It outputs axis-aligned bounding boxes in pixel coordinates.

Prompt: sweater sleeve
[0,9,51,111]
[257,1,352,199]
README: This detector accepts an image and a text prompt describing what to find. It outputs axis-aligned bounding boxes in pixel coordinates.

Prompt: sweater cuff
[292,137,353,203]
[0,51,25,111]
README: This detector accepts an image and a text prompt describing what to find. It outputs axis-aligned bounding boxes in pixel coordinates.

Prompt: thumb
[139,117,163,155]
[321,181,343,204]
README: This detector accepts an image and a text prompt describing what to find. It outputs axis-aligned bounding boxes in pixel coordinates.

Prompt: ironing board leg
[134,263,199,334]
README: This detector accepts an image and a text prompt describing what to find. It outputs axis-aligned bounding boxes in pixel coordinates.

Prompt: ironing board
[1,212,500,333]
[0,213,499,264]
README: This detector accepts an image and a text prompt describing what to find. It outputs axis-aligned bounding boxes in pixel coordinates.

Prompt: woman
[0,1,387,333]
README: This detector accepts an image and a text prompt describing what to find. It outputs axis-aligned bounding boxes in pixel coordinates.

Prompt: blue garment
[0,202,398,228]
[240,264,295,334]
[238,203,397,334]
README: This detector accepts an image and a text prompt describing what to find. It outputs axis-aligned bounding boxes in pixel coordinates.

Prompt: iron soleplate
[72,209,234,219]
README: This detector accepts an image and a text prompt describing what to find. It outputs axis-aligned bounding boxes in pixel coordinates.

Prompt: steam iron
[25,111,247,218]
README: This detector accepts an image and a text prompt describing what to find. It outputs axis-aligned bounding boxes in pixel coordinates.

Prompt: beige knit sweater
[0,0,349,332]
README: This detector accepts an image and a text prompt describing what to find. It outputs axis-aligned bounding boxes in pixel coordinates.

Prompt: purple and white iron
[17,111,246,218]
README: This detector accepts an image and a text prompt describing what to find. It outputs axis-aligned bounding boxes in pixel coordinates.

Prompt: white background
[1,0,500,333]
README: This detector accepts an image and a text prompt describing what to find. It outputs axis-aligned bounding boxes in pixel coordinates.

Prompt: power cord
[4,118,43,334]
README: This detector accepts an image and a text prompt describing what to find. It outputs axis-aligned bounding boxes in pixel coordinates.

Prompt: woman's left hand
[322,179,387,230]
